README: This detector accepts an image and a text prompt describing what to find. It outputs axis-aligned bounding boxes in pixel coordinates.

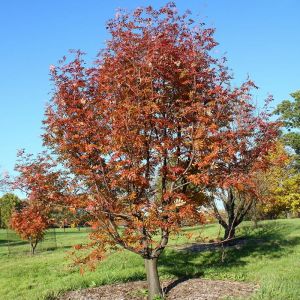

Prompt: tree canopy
[0,193,22,228]
[7,3,279,299]
[10,204,49,254]
[274,90,300,168]
[255,142,300,217]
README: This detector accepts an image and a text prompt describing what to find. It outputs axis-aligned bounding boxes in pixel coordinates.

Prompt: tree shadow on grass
[158,221,300,288]
[54,231,88,235]
[0,239,9,246]
[0,239,29,247]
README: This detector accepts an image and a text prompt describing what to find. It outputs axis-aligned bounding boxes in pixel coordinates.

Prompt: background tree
[11,150,70,211]
[205,99,279,240]
[245,91,300,222]
[0,193,22,228]
[50,206,75,231]
[274,90,300,168]
[254,143,300,218]
[10,204,49,254]
[50,206,90,231]
[6,150,70,255]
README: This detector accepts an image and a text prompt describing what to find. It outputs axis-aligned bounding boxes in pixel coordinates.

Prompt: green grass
[0,219,299,300]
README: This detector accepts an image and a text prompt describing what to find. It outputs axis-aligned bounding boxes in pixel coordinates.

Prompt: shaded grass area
[0,219,299,300]
[2,229,58,254]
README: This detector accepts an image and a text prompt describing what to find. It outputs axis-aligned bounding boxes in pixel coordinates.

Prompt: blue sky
[0,0,300,178]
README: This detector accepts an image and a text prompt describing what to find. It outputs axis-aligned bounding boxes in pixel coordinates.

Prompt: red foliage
[9,2,279,297]
[40,3,279,264]
[13,151,69,207]
[10,205,48,254]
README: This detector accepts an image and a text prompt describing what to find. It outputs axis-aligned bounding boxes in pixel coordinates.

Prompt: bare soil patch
[60,278,258,300]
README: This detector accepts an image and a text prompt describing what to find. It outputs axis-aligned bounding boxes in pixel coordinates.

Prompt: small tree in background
[274,90,300,169]
[10,204,49,254]
[50,206,90,231]
[0,193,22,228]
[7,151,70,254]
[205,98,279,240]
[51,206,75,231]
[254,142,300,219]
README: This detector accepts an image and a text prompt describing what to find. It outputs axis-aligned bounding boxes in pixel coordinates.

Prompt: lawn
[0,219,299,300]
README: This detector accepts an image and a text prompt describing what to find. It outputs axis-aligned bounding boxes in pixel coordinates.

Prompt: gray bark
[144,258,163,300]
[30,240,38,255]
[224,225,236,240]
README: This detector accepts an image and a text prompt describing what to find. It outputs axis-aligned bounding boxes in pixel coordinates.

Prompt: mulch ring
[60,278,258,300]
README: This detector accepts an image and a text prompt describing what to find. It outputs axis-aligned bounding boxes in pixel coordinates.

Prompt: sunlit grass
[0,219,299,299]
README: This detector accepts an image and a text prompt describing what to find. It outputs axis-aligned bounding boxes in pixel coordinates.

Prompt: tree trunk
[144,258,163,300]
[252,217,258,229]
[224,225,235,240]
[30,241,37,255]
[251,200,258,228]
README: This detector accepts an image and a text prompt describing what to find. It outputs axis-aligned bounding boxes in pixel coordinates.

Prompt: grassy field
[0,219,299,300]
